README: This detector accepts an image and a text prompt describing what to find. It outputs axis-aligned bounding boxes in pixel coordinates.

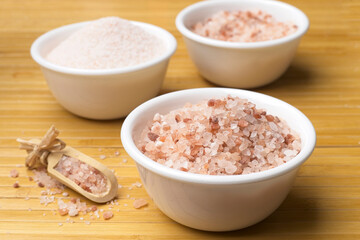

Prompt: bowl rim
[121,88,316,185]
[175,0,309,49]
[30,20,177,76]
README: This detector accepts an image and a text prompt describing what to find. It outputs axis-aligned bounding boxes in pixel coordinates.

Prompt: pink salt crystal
[137,95,301,176]
[192,10,298,43]
[133,199,148,209]
[46,17,166,70]
[33,169,64,189]
[58,208,69,216]
[40,196,55,206]
[13,182,20,188]
[9,169,19,178]
[132,182,142,188]
[68,207,79,217]
[54,155,108,194]
[103,211,113,220]
[89,205,97,212]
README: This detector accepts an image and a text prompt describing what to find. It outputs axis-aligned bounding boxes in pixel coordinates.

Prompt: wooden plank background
[0,0,359,239]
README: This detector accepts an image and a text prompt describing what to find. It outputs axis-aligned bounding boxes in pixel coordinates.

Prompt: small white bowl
[175,0,309,89]
[121,88,316,231]
[31,20,177,120]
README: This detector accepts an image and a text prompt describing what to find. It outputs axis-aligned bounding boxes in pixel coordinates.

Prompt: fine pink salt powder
[137,96,301,175]
[46,17,166,69]
[54,155,108,194]
[192,10,298,42]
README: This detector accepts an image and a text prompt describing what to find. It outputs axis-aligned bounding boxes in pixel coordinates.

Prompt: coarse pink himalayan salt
[46,17,166,69]
[33,169,64,189]
[55,155,108,194]
[137,96,301,175]
[9,169,19,178]
[58,198,88,217]
[133,199,148,209]
[192,10,298,42]
[102,210,114,220]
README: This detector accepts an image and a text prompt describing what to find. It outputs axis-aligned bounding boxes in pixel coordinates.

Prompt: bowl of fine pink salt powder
[175,0,309,89]
[121,88,316,231]
[31,17,177,120]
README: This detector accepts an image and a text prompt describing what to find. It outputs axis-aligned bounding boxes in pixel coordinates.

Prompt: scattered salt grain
[192,10,298,42]
[103,211,113,220]
[85,221,91,225]
[133,199,148,209]
[138,95,301,175]
[9,169,19,178]
[13,182,20,188]
[54,155,107,194]
[33,169,64,189]
[99,155,106,160]
[40,195,55,206]
[89,205,97,212]
[46,17,166,70]
[132,182,142,188]
[62,192,69,197]
[114,151,120,156]
[122,159,127,163]
[58,208,68,216]
[58,223,63,226]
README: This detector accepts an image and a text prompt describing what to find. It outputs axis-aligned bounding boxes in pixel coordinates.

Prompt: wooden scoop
[17,126,118,203]
[47,145,118,203]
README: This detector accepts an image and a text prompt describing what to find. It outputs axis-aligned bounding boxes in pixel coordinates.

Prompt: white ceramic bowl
[121,88,316,231]
[31,20,177,120]
[175,0,309,89]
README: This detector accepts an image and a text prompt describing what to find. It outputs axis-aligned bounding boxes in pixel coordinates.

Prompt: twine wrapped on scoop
[16,125,66,169]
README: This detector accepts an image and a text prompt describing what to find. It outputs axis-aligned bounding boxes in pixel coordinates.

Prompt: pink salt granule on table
[46,16,166,69]
[102,210,114,220]
[33,169,64,189]
[192,10,298,42]
[54,155,108,194]
[133,199,148,209]
[58,198,88,217]
[9,169,19,178]
[137,96,301,175]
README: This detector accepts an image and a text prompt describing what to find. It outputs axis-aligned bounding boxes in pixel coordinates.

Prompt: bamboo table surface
[0,0,359,239]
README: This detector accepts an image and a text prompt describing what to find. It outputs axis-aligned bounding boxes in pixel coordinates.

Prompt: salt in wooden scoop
[17,125,118,203]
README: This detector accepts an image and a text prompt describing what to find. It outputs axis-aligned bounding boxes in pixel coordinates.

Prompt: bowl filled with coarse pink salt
[121,88,316,231]
[31,17,177,120]
[175,0,309,88]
